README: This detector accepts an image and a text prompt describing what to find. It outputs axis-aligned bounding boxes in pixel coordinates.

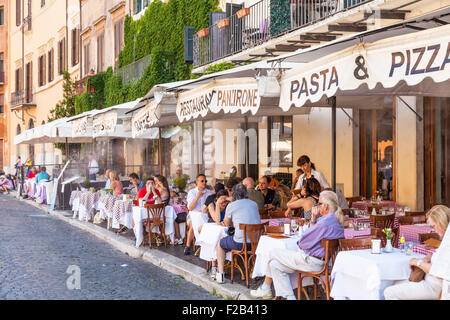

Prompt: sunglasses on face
[199,180,207,183]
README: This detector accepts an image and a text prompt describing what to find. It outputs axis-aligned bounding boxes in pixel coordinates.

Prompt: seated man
[27,167,37,179]
[242,177,265,210]
[129,172,145,196]
[0,175,14,193]
[258,175,280,210]
[250,190,344,300]
[184,174,213,255]
[35,167,50,184]
[214,184,261,284]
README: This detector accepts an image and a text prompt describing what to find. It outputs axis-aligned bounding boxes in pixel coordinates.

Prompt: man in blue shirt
[129,173,145,196]
[35,167,50,184]
[250,190,344,300]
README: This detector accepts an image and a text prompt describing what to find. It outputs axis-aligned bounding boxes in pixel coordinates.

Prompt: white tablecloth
[132,205,177,248]
[330,248,424,300]
[196,223,231,262]
[252,234,302,278]
[188,210,209,240]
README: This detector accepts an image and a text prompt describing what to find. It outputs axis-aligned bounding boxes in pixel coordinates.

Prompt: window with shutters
[84,43,90,76]
[15,68,22,92]
[97,33,104,72]
[26,0,31,30]
[41,0,45,7]
[0,7,4,26]
[114,18,124,60]
[0,53,4,82]
[16,0,21,26]
[58,39,65,74]
[25,61,32,102]
[48,48,54,83]
[39,54,47,87]
[72,28,79,66]
[0,94,4,113]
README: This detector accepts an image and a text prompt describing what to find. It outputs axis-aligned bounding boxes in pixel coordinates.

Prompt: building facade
[0,0,7,170]
[6,0,81,171]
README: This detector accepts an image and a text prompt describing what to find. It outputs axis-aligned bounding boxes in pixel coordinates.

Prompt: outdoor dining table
[132,205,177,248]
[25,178,37,198]
[260,218,291,226]
[112,199,134,229]
[399,224,434,244]
[78,191,100,222]
[69,190,83,213]
[351,215,400,228]
[35,182,50,204]
[344,227,371,239]
[352,200,398,211]
[330,248,424,300]
[413,243,437,256]
[196,222,231,262]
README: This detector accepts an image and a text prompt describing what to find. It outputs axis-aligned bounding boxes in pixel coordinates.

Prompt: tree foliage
[48,71,78,122]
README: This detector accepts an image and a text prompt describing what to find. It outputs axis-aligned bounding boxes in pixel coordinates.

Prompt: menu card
[430,227,450,281]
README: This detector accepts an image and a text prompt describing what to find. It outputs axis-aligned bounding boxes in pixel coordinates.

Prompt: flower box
[236,7,250,19]
[217,18,229,29]
[197,28,210,38]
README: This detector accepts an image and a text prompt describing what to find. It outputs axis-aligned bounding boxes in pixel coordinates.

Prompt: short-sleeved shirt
[247,188,265,210]
[187,187,213,212]
[204,194,216,208]
[225,199,261,243]
[261,188,276,205]
[27,171,36,179]
[137,188,161,204]
[35,171,50,184]
[295,169,330,190]
[110,180,123,196]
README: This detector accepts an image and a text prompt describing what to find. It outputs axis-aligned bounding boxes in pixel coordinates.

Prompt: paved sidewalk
[8,192,253,300]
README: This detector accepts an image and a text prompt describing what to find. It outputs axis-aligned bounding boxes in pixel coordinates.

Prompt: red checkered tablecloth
[413,244,436,256]
[98,195,122,219]
[399,224,433,244]
[352,216,399,228]
[79,192,100,220]
[344,228,371,239]
[69,190,83,205]
[261,218,291,226]
[113,199,134,227]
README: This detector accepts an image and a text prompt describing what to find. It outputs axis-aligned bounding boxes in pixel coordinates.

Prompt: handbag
[227,226,235,236]
[175,212,187,223]
[409,266,426,282]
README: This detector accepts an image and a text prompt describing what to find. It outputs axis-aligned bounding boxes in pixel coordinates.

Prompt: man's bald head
[242,177,255,189]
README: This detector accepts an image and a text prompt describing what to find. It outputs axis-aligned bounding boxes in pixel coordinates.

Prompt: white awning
[131,99,161,138]
[176,77,261,123]
[279,23,450,111]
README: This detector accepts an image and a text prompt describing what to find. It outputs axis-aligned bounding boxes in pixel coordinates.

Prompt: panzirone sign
[132,100,161,138]
[176,78,261,122]
[279,24,450,111]
[93,111,118,137]
[72,117,88,137]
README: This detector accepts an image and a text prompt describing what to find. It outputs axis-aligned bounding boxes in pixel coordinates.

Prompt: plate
[266,233,290,239]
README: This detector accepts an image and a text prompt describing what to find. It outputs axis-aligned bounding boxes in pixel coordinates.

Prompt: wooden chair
[346,196,364,208]
[297,239,340,300]
[292,189,302,196]
[370,227,400,248]
[398,215,426,225]
[144,203,167,248]
[269,208,287,219]
[342,209,350,216]
[405,211,425,217]
[264,225,283,234]
[419,232,440,244]
[339,237,373,251]
[369,213,395,230]
[259,209,269,219]
[230,223,267,288]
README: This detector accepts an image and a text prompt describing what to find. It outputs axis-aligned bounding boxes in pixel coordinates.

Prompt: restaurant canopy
[278,23,450,111]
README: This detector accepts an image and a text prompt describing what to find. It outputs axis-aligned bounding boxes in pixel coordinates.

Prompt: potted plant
[173,175,189,193]
[236,7,250,19]
[217,18,229,29]
[197,28,210,38]
[382,228,394,252]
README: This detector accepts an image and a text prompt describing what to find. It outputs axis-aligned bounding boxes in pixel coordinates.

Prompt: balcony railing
[114,54,151,85]
[11,89,34,107]
[194,0,372,68]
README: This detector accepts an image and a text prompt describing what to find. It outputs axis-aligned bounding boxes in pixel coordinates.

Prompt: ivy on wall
[270,0,291,36]
[71,0,220,113]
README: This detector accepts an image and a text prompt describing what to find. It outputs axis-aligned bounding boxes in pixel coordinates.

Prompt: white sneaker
[215,272,225,284]
[250,286,273,299]
[210,266,217,280]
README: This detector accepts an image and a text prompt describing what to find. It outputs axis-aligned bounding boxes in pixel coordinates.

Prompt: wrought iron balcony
[114,54,151,85]
[11,89,35,108]
[193,0,373,69]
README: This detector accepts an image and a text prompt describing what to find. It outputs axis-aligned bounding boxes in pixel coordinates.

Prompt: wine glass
[291,219,299,234]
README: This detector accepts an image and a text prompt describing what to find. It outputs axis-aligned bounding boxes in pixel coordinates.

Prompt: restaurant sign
[176,78,261,122]
[72,117,88,137]
[279,25,450,111]
[93,111,118,137]
[132,100,161,138]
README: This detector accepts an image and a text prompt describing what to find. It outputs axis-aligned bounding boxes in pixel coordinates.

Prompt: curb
[9,192,252,300]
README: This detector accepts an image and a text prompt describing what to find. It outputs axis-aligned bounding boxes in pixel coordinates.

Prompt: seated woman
[109,170,123,196]
[205,189,230,224]
[284,177,321,219]
[384,205,450,300]
[137,178,161,205]
[273,184,292,209]
[154,175,170,205]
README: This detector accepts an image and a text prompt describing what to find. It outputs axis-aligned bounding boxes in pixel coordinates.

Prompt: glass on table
[406,241,414,255]
[290,219,299,234]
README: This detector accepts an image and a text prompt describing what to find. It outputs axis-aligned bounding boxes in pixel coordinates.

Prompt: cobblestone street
[0,195,218,300]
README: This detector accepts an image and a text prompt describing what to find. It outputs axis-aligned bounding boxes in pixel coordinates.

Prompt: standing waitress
[294,155,331,191]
